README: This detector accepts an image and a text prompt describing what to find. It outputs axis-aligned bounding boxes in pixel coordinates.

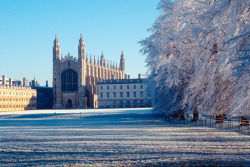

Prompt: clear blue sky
[0,0,160,86]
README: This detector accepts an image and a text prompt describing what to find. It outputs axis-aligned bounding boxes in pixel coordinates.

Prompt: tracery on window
[61,69,78,92]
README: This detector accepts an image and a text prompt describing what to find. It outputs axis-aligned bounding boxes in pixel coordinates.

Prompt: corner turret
[78,33,85,60]
[53,35,60,60]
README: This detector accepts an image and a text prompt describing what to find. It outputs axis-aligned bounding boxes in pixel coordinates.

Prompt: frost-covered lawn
[0,108,249,166]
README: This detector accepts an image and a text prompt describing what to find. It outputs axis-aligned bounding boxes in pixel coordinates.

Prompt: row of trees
[140,0,249,118]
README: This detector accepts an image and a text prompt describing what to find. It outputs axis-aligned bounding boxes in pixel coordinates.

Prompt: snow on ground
[0,108,249,166]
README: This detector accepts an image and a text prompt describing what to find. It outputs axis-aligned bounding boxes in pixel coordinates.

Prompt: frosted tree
[140,0,250,118]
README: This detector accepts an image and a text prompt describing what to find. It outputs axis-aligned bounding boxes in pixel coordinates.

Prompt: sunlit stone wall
[0,85,37,112]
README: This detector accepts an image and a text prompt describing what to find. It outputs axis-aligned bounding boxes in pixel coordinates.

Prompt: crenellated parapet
[0,85,34,90]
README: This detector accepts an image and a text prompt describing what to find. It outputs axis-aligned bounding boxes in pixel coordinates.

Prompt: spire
[98,56,100,65]
[107,59,109,67]
[121,50,124,58]
[79,33,84,44]
[120,50,125,71]
[86,53,88,62]
[53,34,60,60]
[101,51,104,58]
[54,34,59,44]
[101,52,104,66]
[90,54,92,63]
[94,55,96,64]
[55,34,58,41]
[116,62,118,70]
[78,33,85,60]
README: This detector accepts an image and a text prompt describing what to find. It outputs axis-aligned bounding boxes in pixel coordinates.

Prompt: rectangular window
[140,85,143,89]
[107,92,109,98]
[120,92,123,98]
[127,92,130,98]
[107,86,109,90]
[127,85,129,89]
[101,86,103,90]
[140,91,143,97]
[113,92,116,98]
[114,86,116,90]
[134,85,136,89]
[133,91,136,97]
[120,85,122,89]
[100,92,103,98]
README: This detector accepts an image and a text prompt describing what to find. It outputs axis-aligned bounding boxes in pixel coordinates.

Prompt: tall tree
[140,0,250,117]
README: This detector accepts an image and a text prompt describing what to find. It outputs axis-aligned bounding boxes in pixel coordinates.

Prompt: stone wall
[0,85,37,112]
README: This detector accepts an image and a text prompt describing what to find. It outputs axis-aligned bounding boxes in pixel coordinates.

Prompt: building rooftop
[97,78,145,85]
[32,86,53,89]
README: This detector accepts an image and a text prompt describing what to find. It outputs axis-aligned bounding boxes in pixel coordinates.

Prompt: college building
[97,74,152,108]
[53,34,126,109]
[0,75,37,112]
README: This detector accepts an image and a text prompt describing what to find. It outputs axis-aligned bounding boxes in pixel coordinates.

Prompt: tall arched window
[61,69,78,92]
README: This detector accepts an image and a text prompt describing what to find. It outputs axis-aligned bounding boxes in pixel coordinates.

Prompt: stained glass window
[61,69,78,92]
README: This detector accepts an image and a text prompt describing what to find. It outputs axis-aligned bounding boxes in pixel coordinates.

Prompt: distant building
[0,76,37,112]
[31,86,53,109]
[52,34,126,109]
[97,74,152,108]
[29,80,53,109]
[23,77,28,87]
[29,78,39,87]
[0,75,22,86]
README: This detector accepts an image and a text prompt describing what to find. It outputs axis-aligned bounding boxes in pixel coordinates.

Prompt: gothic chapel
[53,34,125,108]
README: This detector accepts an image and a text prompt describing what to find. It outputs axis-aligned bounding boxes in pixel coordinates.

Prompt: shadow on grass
[0,150,249,166]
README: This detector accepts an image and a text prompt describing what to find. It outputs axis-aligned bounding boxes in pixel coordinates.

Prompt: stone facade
[0,85,37,112]
[53,34,125,109]
[97,75,152,108]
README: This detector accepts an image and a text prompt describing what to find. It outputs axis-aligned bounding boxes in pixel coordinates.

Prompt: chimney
[128,75,130,79]
[125,74,128,79]
[2,75,6,85]
[9,78,13,86]
[23,77,27,87]
[46,80,48,87]
[138,74,141,79]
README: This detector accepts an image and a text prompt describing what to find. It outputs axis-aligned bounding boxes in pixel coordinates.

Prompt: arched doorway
[66,99,73,108]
